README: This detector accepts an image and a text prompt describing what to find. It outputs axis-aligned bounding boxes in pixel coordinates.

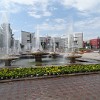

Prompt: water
[0,12,18,56]
[31,25,43,52]
[0,12,9,55]
[0,56,100,68]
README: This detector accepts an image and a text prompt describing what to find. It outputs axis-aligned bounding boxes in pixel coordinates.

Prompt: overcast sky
[0,0,100,41]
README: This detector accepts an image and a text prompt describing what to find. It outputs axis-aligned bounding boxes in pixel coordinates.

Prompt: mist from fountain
[0,12,10,56]
[18,41,21,54]
[63,16,75,58]
[13,40,21,55]
[31,25,43,53]
[63,16,82,62]
[12,39,16,55]
[30,25,50,62]
[67,16,74,52]
[52,37,56,52]
[47,36,55,53]
[48,37,53,52]
[0,12,19,66]
[48,36,61,59]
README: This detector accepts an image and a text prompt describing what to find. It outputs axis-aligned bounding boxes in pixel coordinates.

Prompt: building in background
[13,39,21,53]
[60,37,68,52]
[21,31,35,51]
[0,23,14,49]
[90,37,100,49]
[21,32,66,52]
[68,34,74,51]
[74,33,83,49]
[21,31,84,52]
[0,31,3,48]
[83,40,91,49]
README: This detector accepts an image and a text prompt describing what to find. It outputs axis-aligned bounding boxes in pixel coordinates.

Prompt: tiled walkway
[0,74,100,100]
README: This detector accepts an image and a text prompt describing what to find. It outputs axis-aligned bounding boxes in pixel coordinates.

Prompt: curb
[0,71,100,83]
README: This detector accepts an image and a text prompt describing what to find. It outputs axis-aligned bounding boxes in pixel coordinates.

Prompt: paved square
[0,74,100,100]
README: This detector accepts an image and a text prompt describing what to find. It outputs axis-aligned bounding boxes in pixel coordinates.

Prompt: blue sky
[0,0,100,41]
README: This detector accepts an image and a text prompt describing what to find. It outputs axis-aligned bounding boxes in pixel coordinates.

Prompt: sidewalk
[0,74,100,100]
[82,52,100,61]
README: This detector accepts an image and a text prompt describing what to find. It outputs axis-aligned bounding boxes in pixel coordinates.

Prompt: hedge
[0,64,100,80]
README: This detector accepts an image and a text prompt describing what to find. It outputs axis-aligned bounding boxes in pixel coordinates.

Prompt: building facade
[21,31,83,52]
[90,38,100,49]
[0,23,14,49]
[21,31,35,51]
[74,33,83,49]
[68,34,74,51]
[21,31,66,52]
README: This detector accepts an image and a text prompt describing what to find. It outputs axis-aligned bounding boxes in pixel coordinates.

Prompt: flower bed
[0,64,100,80]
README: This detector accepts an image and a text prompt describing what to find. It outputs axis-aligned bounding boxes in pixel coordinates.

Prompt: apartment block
[90,38,100,49]
[74,33,83,48]
[21,31,35,50]
[0,23,14,48]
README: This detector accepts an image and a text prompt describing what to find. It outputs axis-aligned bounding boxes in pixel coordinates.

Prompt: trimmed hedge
[0,64,100,80]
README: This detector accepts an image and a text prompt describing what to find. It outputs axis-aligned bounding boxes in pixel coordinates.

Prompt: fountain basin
[0,55,19,66]
[30,52,49,62]
[67,55,82,63]
[49,52,60,58]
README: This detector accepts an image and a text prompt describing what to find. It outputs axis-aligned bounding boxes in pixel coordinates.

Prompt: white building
[21,31,83,52]
[13,39,21,53]
[21,31,35,51]
[0,32,3,48]
[21,31,66,52]
[74,33,83,49]
[59,37,68,52]
[0,23,14,49]
[68,34,74,51]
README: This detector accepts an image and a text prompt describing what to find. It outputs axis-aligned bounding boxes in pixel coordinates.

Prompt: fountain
[31,25,49,62]
[11,39,20,56]
[49,36,60,58]
[67,52,82,63]
[0,12,19,66]
[64,16,82,63]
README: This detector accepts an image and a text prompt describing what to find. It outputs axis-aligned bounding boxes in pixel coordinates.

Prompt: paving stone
[0,74,100,100]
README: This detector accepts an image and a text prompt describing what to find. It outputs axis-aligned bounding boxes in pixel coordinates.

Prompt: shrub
[0,64,100,80]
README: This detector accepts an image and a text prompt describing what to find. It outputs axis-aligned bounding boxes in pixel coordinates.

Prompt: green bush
[0,64,100,80]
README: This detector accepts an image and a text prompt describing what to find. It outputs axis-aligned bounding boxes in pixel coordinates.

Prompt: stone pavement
[82,52,100,61]
[0,74,100,100]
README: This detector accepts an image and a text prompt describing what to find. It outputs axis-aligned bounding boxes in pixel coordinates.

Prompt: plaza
[0,74,100,100]
[0,1,100,100]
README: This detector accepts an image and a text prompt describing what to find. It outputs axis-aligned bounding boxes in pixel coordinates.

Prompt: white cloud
[74,16,100,40]
[28,0,52,18]
[1,0,100,17]
[43,11,52,17]
[28,8,52,18]
[39,18,66,31]
[28,12,42,18]
[3,0,35,6]
[54,18,65,23]
[60,0,75,8]
[74,0,97,11]
[75,17,100,30]
[60,0,100,13]
[0,0,52,18]
[0,0,23,14]
[49,7,57,11]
